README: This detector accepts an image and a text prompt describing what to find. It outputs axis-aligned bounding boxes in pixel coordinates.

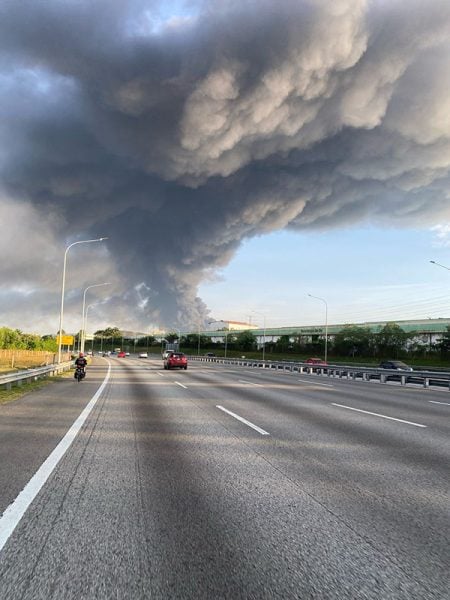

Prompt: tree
[333,325,374,357]
[437,325,450,356]
[275,335,292,353]
[376,323,410,358]
[165,332,179,343]
[0,327,57,351]
[94,327,122,338]
[235,330,257,351]
[143,335,156,347]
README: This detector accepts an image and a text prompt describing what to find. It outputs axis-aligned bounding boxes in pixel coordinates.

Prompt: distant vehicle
[162,349,174,359]
[125,352,130,356]
[118,351,126,358]
[305,357,328,366]
[205,352,216,357]
[164,352,188,370]
[86,350,93,356]
[139,352,148,358]
[379,360,413,371]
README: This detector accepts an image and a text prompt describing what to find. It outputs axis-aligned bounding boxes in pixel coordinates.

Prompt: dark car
[205,352,216,357]
[164,352,188,370]
[379,360,413,371]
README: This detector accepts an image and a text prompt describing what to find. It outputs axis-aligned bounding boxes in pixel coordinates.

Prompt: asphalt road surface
[0,356,448,599]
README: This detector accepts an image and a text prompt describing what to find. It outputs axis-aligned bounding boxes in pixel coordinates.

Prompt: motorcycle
[74,366,86,382]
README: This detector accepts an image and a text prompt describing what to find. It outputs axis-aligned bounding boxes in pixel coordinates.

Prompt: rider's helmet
[79,352,84,357]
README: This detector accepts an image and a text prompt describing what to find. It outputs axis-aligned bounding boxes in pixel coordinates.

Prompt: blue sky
[199,225,450,328]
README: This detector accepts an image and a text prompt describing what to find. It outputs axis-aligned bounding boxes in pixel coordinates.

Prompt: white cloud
[431,223,450,247]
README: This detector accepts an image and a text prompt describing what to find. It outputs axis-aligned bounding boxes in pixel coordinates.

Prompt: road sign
[57,335,74,345]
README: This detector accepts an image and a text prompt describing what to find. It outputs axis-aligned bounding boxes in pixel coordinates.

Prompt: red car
[118,351,126,358]
[305,357,328,366]
[164,352,188,370]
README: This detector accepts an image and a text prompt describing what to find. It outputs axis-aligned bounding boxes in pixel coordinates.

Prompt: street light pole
[177,329,182,350]
[84,302,100,350]
[80,282,111,353]
[252,311,266,361]
[58,237,108,363]
[307,294,328,363]
[207,319,226,356]
[430,260,450,271]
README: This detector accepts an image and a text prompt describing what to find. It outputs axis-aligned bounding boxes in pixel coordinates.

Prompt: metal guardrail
[188,356,450,390]
[0,362,73,390]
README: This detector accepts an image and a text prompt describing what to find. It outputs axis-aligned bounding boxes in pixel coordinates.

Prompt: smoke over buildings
[0,0,449,331]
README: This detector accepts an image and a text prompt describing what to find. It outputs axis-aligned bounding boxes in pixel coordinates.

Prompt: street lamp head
[430,260,436,264]
[99,237,108,241]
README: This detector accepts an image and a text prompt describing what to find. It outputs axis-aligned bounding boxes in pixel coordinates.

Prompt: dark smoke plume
[0,0,449,331]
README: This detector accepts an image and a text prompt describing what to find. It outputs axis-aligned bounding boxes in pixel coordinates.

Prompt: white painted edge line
[157,372,164,377]
[429,400,450,406]
[0,363,112,554]
[175,381,188,389]
[331,403,426,428]
[297,378,334,388]
[216,405,270,435]
[238,379,262,387]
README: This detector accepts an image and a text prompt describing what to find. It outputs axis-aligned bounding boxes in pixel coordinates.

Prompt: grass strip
[0,370,74,406]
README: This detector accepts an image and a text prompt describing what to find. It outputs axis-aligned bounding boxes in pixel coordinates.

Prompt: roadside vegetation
[0,327,58,352]
[151,324,448,368]
[92,323,450,369]
[0,327,64,373]
[2,323,449,370]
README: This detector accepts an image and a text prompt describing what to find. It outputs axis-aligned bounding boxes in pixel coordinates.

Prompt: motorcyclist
[74,352,88,379]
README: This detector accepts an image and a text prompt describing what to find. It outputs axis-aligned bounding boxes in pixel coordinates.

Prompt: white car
[139,352,148,358]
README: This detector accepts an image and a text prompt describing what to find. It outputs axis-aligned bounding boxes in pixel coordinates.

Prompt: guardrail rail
[187,356,450,390]
[0,362,73,391]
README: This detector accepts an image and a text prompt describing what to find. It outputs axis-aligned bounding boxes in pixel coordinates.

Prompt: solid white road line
[157,372,164,377]
[238,379,262,387]
[175,381,188,389]
[216,405,270,435]
[429,400,450,406]
[331,403,427,428]
[0,363,112,554]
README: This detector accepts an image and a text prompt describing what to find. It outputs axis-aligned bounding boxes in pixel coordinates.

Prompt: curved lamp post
[84,302,104,353]
[307,294,328,363]
[58,237,108,363]
[80,282,111,352]
[430,260,450,271]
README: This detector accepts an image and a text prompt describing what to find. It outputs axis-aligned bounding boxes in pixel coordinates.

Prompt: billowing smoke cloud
[0,0,449,332]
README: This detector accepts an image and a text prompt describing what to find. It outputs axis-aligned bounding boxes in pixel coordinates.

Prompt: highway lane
[0,356,448,598]
[150,357,450,597]
[0,362,110,516]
